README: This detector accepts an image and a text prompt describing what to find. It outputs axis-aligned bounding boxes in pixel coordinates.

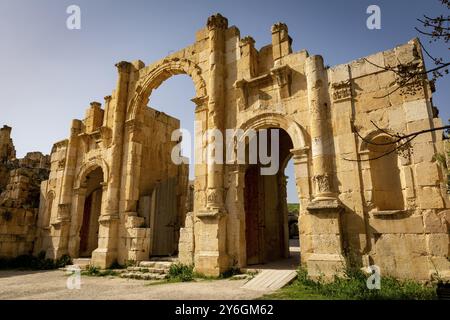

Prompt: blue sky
[0,0,448,202]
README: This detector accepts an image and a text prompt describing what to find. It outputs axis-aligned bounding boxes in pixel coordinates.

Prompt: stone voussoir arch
[128,57,208,121]
[74,158,110,190]
[358,128,399,153]
[237,112,308,150]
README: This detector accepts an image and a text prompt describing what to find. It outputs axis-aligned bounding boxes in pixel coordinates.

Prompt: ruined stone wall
[36,94,188,265]
[0,127,50,258]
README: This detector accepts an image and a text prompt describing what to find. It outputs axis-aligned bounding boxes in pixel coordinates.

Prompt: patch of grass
[81,265,119,277]
[147,263,218,286]
[263,267,437,300]
[168,263,195,282]
[0,252,72,270]
[287,203,299,212]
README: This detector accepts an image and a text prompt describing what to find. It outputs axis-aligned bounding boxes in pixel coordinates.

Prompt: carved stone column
[92,61,131,268]
[48,120,82,259]
[304,55,346,278]
[194,14,230,276]
[103,61,131,219]
[305,55,335,201]
[205,13,227,212]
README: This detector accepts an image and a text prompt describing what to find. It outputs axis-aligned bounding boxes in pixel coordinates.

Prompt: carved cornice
[234,65,292,110]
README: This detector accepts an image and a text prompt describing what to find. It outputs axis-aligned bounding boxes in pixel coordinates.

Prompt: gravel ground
[0,270,267,300]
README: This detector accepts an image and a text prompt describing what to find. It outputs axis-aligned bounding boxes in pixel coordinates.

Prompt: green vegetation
[287,203,299,212]
[168,263,195,282]
[0,251,72,270]
[81,265,119,277]
[148,264,243,285]
[263,267,437,300]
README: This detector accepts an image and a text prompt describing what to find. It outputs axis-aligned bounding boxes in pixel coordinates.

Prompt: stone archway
[233,114,311,268]
[67,159,109,258]
[115,57,210,264]
[78,167,104,257]
[128,58,208,122]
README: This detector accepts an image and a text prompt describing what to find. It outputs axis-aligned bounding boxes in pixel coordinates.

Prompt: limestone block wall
[328,39,450,279]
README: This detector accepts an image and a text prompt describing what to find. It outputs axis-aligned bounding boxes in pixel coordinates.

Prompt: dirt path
[0,270,267,300]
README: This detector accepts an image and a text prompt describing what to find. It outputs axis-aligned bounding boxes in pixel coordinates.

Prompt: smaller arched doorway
[78,167,104,258]
[244,128,298,265]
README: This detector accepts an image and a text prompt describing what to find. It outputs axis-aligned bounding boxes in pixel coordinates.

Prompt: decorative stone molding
[191,95,209,113]
[306,198,343,213]
[197,208,223,219]
[57,159,65,170]
[234,65,292,110]
[270,65,292,98]
[313,173,333,195]
[332,80,352,102]
[206,189,223,209]
[371,210,404,217]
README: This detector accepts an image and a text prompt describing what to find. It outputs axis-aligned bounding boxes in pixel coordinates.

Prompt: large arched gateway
[36,14,449,280]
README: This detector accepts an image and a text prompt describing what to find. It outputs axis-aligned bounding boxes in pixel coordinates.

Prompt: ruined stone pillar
[304,55,346,278]
[271,23,292,65]
[47,120,82,259]
[103,61,131,218]
[58,119,82,218]
[205,13,227,211]
[194,14,230,276]
[305,55,335,201]
[91,61,131,268]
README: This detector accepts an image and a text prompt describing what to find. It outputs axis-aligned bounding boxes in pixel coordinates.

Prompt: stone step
[120,272,168,281]
[148,256,179,262]
[138,261,173,269]
[126,266,167,274]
